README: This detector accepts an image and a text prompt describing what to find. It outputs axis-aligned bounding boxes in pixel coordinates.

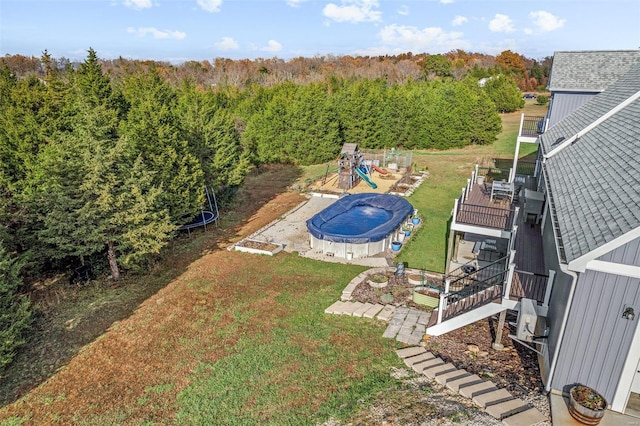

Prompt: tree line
[2,49,551,91]
[0,48,521,371]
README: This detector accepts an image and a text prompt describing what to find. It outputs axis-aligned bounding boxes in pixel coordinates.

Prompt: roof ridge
[544,89,640,159]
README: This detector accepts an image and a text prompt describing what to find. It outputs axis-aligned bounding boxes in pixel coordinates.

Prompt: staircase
[396,346,548,425]
[427,256,510,336]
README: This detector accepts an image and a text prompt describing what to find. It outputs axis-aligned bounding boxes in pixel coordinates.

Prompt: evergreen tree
[483,75,524,113]
[119,67,204,223]
[0,243,31,373]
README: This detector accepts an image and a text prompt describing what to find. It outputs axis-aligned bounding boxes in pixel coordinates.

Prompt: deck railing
[455,201,516,231]
[512,270,550,305]
[520,115,546,138]
[436,255,510,324]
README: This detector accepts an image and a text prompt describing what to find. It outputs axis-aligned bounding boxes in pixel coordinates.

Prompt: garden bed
[234,239,284,256]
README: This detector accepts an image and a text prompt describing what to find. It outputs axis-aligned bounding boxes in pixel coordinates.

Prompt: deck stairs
[426,256,510,336]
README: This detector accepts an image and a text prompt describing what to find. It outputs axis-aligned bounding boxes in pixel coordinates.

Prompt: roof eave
[567,226,640,273]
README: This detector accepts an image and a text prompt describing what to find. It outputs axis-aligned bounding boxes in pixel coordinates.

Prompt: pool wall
[306,193,414,259]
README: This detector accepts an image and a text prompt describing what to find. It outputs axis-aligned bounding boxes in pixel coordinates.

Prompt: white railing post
[437,295,445,324]
[452,197,459,226]
[465,179,471,200]
[544,270,556,306]
[503,250,517,300]
[445,278,451,294]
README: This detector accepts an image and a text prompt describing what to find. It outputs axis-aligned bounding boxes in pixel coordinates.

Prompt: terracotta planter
[413,286,439,308]
[568,385,607,425]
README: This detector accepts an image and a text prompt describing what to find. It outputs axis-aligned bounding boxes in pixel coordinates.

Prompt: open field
[0,104,548,425]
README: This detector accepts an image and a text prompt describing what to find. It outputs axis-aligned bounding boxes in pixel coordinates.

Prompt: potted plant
[368,273,389,288]
[411,216,421,226]
[568,384,607,425]
[402,223,412,236]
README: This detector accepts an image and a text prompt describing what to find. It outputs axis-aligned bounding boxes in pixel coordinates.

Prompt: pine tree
[0,243,31,373]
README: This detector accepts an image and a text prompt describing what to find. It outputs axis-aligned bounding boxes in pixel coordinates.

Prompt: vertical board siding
[542,211,570,361]
[598,236,640,266]
[551,269,640,402]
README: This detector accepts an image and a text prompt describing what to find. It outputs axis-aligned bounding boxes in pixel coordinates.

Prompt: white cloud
[261,40,283,53]
[452,15,467,26]
[286,0,306,7]
[323,0,382,23]
[376,24,469,53]
[123,0,153,10]
[215,36,239,50]
[440,0,454,4]
[489,14,514,33]
[397,5,409,16]
[197,0,222,13]
[127,27,186,40]
[530,11,566,32]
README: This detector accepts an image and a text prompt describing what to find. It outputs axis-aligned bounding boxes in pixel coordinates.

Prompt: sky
[1,0,639,64]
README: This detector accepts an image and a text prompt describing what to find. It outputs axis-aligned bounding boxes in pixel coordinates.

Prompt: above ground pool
[306,193,414,258]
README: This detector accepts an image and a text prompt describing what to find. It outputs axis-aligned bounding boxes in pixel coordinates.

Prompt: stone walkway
[324,297,549,425]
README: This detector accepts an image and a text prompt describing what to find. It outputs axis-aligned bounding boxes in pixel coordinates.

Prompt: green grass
[173,255,399,425]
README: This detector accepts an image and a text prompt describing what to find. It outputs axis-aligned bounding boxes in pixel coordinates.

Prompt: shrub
[536,95,549,106]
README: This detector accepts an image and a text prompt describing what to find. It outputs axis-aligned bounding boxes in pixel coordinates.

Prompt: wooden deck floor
[455,183,515,230]
[457,182,548,304]
[511,198,547,304]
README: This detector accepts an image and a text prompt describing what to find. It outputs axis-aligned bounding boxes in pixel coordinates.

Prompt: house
[427,50,640,415]
[545,50,640,128]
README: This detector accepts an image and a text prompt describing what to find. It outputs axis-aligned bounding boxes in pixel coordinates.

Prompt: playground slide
[371,164,388,175]
[355,167,378,189]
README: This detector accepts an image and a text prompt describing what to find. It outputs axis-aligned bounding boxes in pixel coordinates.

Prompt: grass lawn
[0,103,547,425]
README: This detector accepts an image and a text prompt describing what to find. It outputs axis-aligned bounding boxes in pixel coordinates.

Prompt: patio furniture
[490,180,515,202]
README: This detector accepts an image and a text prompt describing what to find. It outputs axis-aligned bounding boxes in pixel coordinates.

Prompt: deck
[454,183,516,231]
[511,206,548,304]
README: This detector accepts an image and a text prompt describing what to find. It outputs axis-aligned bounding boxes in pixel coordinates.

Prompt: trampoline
[306,193,414,259]
[179,210,218,231]
[179,186,220,234]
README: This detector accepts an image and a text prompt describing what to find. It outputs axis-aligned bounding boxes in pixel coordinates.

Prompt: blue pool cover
[306,193,414,243]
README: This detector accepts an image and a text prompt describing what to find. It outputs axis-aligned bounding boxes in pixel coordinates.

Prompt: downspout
[545,264,578,393]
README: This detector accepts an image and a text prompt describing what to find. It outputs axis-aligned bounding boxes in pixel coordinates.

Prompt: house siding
[550,269,640,402]
[547,92,595,129]
[541,207,572,377]
[597,236,640,267]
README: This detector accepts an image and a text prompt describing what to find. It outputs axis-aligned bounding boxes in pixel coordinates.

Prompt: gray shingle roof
[547,50,640,93]
[542,62,640,263]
